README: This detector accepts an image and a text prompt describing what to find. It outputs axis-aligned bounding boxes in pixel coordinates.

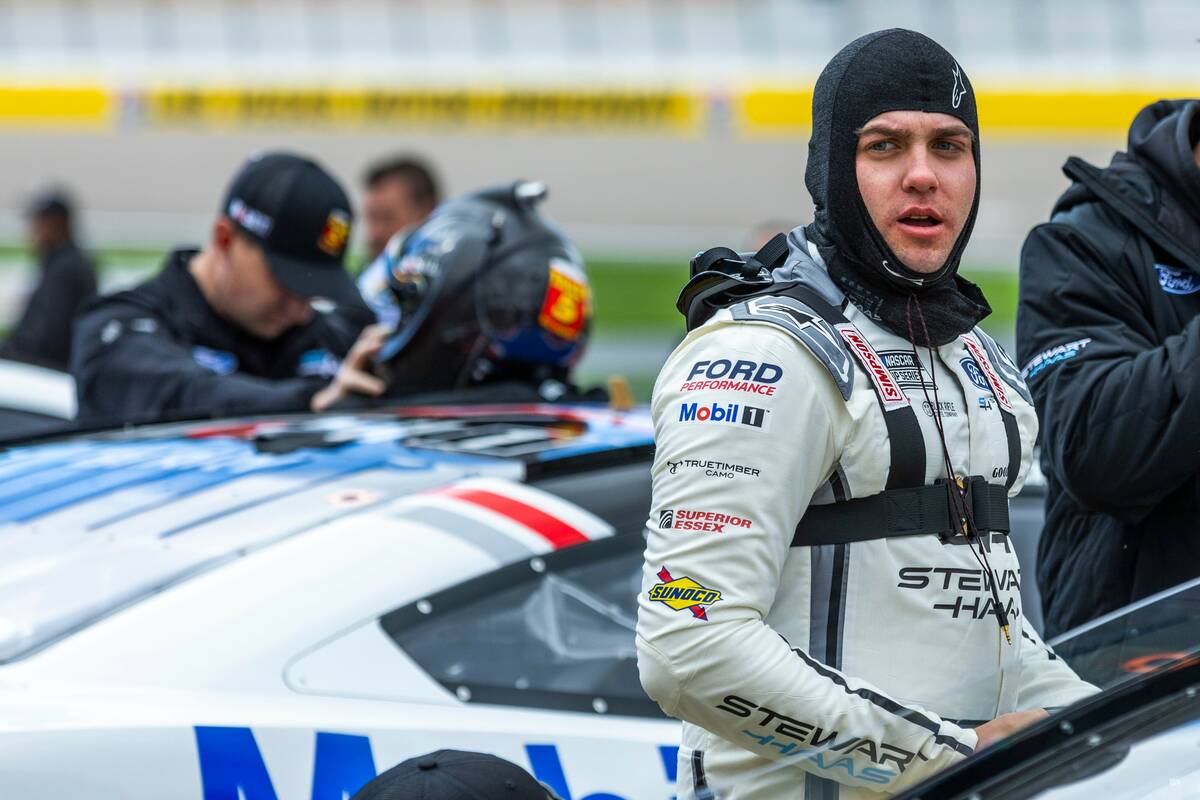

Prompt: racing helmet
[364,181,592,394]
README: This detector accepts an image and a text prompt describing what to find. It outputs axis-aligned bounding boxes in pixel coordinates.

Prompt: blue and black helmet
[359,181,592,394]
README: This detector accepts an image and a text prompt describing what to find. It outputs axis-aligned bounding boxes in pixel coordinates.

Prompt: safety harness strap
[792,477,1009,547]
[771,282,926,490]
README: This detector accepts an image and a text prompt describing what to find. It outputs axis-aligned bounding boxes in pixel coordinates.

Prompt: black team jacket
[1017,99,1200,637]
[0,241,96,370]
[71,249,368,424]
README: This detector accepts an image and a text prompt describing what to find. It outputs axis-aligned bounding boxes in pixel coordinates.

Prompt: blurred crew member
[1018,100,1200,637]
[361,156,440,261]
[351,749,559,800]
[71,152,385,423]
[359,180,597,403]
[0,189,96,370]
[638,30,1096,798]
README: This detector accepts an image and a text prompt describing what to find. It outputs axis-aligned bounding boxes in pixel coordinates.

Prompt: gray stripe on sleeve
[808,544,835,664]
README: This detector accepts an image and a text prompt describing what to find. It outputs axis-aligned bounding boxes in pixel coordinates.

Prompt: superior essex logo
[680,358,782,396]
[649,566,722,620]
[677,401,770,430]
[659,508,753,533]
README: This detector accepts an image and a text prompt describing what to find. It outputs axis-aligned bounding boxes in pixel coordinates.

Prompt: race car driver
[636,29,1097,799]
[71,152,383,424]
[357,180,599,404]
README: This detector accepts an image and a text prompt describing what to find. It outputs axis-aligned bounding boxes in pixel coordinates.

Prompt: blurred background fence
[0,0,1197,393]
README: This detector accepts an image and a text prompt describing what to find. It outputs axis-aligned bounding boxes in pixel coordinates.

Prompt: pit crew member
[71,152,383,423]
[1017,99,1200,637]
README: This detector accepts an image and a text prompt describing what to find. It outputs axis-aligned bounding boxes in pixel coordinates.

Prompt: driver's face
[855,110,976,274]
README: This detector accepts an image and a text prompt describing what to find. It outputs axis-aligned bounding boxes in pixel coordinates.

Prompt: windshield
[892,583,1200,800]
[1048,576,1200,692]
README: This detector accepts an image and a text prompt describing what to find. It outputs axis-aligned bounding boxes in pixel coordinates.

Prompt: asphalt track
[0,129,1122,264]
[0,128,1119,395]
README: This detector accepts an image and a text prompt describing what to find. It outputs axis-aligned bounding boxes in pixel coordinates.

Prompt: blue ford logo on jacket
[192,346,238,375]
[1155,263,1200,295]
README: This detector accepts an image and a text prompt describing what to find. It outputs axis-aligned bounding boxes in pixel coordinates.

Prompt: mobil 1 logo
[677,400,770,431]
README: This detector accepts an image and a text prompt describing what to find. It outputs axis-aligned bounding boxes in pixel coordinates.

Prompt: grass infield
[0,246,1020,340]
[585,258,1019,338]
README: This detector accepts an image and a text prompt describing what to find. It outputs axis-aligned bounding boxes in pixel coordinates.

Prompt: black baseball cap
[351,749,559,800]
[222,151,359,305]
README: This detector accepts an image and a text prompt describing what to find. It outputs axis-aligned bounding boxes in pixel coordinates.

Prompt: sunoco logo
[649,566,722,620]
[677,401,769,430]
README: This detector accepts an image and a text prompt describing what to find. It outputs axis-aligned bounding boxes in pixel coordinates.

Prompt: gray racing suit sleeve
[636,320,978,795]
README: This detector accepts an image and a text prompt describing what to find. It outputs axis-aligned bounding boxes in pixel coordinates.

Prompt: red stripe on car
[440,487,589,549]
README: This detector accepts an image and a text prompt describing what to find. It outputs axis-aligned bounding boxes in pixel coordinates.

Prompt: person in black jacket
[71,152,384,424]
[0,189,97,370]
[1017,99,1200,638]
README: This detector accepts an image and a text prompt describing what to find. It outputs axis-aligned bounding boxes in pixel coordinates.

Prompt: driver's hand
[974,708,1048,750]
[310,324,390,412]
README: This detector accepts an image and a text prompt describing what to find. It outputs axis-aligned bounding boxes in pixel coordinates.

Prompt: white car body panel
[0,359,75,418]
[0,408,679,799]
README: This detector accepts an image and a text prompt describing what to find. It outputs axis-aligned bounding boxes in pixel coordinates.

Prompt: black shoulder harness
[678,234,1014,547]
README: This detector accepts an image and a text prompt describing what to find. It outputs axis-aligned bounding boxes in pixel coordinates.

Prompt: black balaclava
[805,28,990,345]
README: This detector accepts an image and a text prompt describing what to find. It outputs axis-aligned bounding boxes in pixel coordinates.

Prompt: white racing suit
[636,233,1097,799]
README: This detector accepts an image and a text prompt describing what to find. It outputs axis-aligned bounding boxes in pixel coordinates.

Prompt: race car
[901,575,1200,799]
[0,358,74,435]
[0,405,673,799]
[0,403,1192,799]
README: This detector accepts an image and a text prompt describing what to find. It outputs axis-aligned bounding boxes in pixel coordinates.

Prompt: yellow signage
[0,85,113,127]
[144,87,703,132]
[734,84,1200,138]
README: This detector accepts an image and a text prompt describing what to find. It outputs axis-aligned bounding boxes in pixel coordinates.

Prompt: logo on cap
[318,210,351,256]
[228,198,274,238]
[951,64,967,109]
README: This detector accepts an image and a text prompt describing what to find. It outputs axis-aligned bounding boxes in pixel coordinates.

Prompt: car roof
[0,404,653,664]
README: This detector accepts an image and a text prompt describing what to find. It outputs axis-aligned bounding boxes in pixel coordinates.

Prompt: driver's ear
[212,217,236,254]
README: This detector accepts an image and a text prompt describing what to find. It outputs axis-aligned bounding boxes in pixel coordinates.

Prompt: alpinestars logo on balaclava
[951,64,967,109]
[804,28,990,345]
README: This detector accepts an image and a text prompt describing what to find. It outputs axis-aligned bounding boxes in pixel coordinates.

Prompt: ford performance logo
[1155,263,1200,295]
